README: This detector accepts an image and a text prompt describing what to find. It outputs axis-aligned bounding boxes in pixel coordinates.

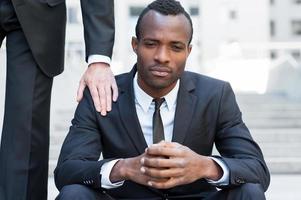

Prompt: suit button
[235,177,245,184]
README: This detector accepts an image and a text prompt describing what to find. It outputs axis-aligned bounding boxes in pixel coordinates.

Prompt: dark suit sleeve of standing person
[214,82,270,191]
[80,0,115,61]
[54,89,113,190]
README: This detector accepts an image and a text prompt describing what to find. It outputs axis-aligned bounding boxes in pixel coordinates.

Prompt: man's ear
[188,44,192,55]
[131,37,138,54]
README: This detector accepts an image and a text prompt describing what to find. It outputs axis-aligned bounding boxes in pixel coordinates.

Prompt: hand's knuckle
[179,160,186,168]
[87,79,94,85]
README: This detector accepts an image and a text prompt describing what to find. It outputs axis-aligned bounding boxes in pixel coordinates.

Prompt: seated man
[54,0,270,199]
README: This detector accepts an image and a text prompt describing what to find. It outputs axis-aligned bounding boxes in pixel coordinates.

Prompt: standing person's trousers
[0,0,53,199]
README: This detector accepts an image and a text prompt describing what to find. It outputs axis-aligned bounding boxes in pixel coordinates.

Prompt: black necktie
[153,98,165,144]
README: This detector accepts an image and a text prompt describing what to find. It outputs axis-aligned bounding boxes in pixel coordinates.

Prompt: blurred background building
[1,0,301,199]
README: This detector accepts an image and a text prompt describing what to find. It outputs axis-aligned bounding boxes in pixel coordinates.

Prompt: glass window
[291,50,301,59]
[270,20,275,37]
[270,51,277,59]
[189,7,199,16]
[229,10,237,20]
[294,0,301,4]
[291,20,301,36]
[129,6,144,17]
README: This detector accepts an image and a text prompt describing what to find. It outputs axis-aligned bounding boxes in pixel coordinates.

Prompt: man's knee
[56,184,96,200]
[230,183,266,200]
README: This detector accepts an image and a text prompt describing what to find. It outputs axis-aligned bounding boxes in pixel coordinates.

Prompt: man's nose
[154,46,170,63]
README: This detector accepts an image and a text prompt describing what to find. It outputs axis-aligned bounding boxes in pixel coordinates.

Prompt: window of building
[294,0,301,4]
[67,42,84,58]
[229,10,237,20]
[129,6,144,17]
[291,20,301,36]
[270,51,277,59]
[189,7,199,16]
[270,20,275,37]
[291,50,301,59]
[68,7,79,24]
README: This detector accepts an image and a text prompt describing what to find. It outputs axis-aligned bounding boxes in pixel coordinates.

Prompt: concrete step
[265,157,301,174]
[251,128,301,143]
[259,143,301,157]
[244,119,301,128]
[49,160,57,177]
[236,93,301,103]
[49,145,61,160]
[241,111,301,119]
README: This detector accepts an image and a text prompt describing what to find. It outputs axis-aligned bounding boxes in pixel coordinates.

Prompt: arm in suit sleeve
[54,89,113,190]
[214,82,270,191]
[80,0,115,61]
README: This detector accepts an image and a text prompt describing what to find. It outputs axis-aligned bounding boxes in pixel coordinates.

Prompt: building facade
[64,0,301,92]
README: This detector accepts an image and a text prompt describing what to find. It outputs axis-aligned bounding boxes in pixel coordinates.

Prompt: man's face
[132,10,192,98]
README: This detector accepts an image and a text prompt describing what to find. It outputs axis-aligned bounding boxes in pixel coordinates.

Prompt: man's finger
[148,177,183,189]
[89,85,101,113]
[141,166,183,179]
[97,86,107,116]
[141,157,184,168]
[105,84,112,112]
[76,78,86,102]
[146,145,183,157]
[111,79,118,102]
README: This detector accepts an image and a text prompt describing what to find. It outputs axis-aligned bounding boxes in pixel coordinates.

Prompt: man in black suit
[0,0,116,199]
[55,0,270,199]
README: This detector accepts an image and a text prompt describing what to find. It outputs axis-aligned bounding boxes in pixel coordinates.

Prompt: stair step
[244,119,301,128]
[251,128,301,143]
[265,158,301,174]
[260,143,301,157]
[242,112,301,119]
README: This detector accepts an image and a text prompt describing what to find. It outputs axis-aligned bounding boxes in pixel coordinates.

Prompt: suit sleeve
[80,0,115,61]
[54,89,113,190]
[214,82,270,191]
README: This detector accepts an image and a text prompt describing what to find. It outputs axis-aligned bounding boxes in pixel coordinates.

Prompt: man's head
[135,0,193,45]
[132,0,193,98]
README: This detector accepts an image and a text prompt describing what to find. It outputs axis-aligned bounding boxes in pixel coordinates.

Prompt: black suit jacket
[55,66,270,199]
[11,0,114,77]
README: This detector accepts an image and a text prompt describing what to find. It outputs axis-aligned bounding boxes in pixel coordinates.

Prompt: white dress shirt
[100,73,229,188]
[88,55,111,66]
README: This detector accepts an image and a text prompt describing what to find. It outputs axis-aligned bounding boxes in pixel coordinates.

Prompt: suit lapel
[172,73,197,144]
[118,67,148,154]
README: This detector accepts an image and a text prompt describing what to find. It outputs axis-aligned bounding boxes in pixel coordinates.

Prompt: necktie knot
[153,98,165,111]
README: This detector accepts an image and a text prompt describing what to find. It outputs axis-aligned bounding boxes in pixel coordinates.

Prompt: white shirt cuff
[88,54,111,66]
[100,159,125,189]
[206,157,229,186]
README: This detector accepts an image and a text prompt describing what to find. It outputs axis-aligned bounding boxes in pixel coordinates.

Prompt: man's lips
[150,66,171,77]
[151,70,169,77]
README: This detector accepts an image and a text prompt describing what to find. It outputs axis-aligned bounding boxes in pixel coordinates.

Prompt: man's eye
[144,41,156,47]
[172,45,184,51]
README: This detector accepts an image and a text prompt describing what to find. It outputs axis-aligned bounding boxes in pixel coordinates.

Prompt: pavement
[48,174,301,200]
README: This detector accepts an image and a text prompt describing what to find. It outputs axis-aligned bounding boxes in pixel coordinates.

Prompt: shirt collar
[133,73,179,112]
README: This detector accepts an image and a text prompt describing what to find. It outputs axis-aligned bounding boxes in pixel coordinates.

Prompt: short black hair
[135,0,193,44]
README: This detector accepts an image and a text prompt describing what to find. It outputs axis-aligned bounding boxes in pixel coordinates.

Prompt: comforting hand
[77,62,118,116]
[141,141,223,189]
